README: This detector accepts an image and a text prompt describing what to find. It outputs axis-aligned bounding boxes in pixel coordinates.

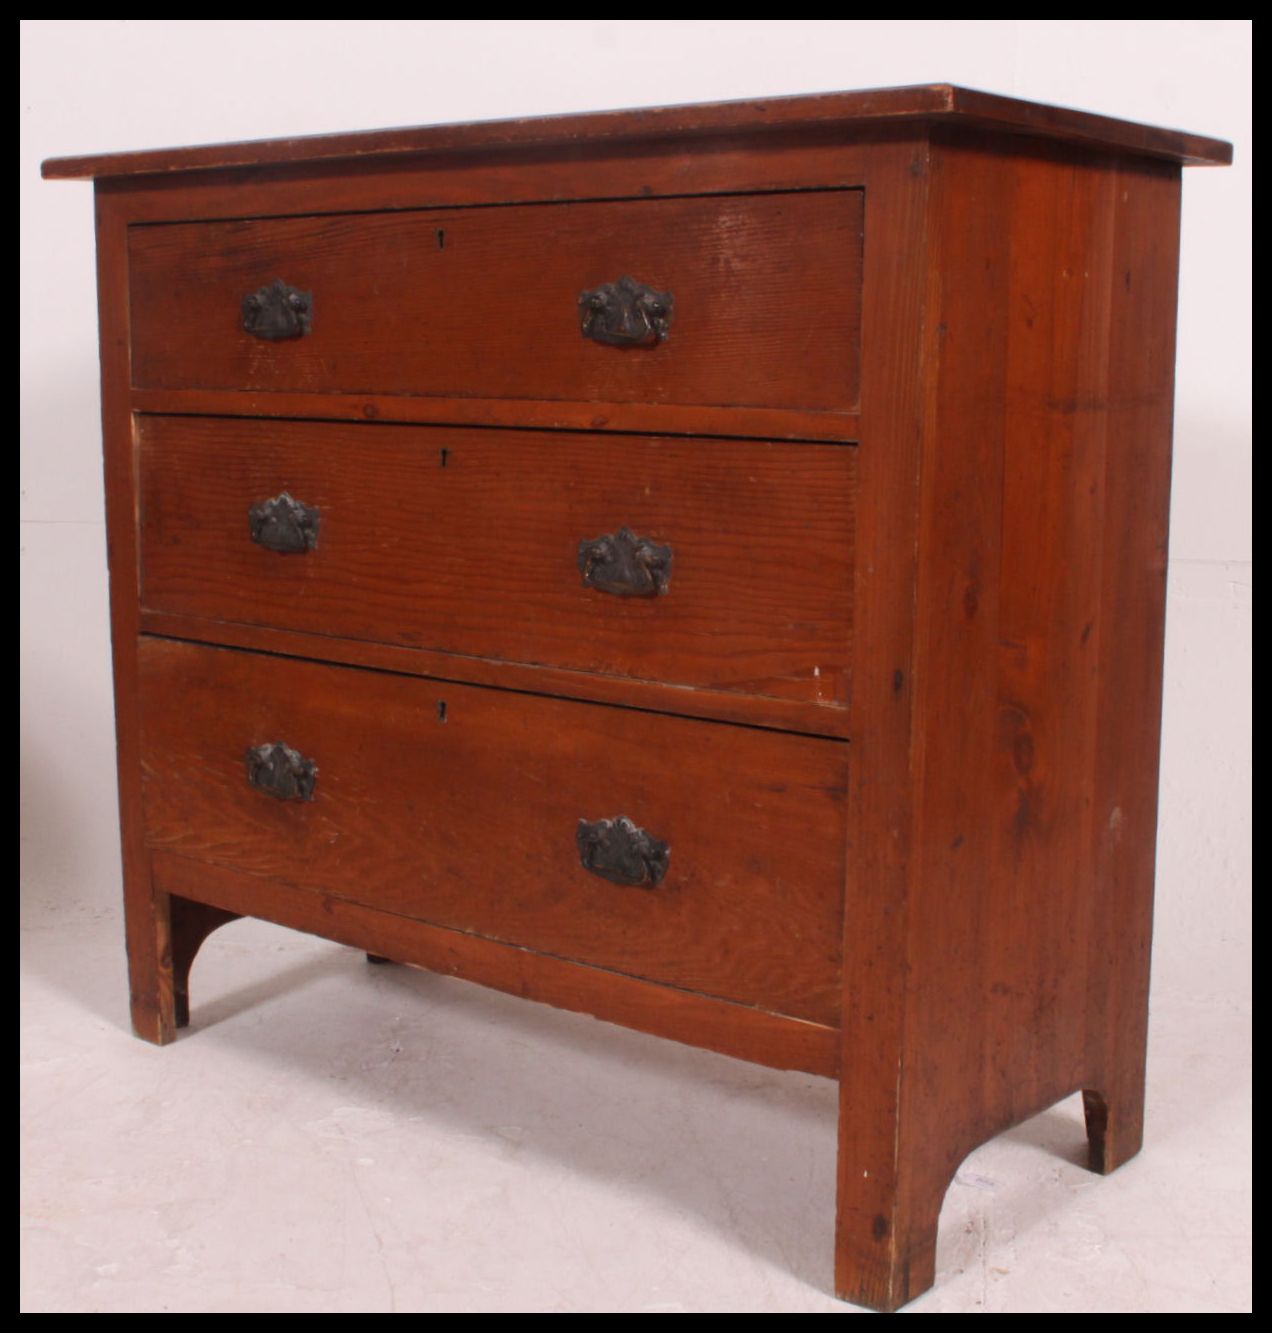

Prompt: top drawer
[127,190,863,414]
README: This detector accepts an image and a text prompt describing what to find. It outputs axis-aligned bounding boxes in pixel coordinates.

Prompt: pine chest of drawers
[44,86,1230,1311]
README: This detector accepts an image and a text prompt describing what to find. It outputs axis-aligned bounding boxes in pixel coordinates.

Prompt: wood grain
[90,130,878,228]
[139,416,855,707]
[137,638,850,1025]
[88,189,177,1045]
[1081,152,1183,1174]
[46,91,1221,1312]
[130,386,859,444]
[138,615,852,739]
[128,191,863,412]
[834,136,934,1313]
[150,851,841,1078]
[41,83,1231,179]
[831,129,1188,1311]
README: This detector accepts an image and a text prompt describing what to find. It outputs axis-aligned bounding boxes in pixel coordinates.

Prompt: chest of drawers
[44,85,1230,1311]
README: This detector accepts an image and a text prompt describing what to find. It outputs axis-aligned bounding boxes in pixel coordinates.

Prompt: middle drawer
[139,416,855,706]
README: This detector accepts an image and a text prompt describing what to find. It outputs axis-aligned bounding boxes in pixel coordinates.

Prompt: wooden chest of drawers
[44,85,1230,1311]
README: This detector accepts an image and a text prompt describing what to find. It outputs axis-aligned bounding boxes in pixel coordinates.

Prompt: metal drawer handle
[578,527,672,597]
[248,492,320,554]
[576,816,669,889]
[578,276,673,346]
[241,279,313,341]
[245,742,317,802]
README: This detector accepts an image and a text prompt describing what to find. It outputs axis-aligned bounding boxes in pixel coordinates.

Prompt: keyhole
[440,447,449,468]
[436,229,446,250]
[437,700,448,723]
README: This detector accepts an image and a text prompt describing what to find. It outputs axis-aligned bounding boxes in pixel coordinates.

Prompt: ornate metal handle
[245,742,317,802]
[242,279,313,340]
[576,816,669,889]
[578,276,673,347]
[578,527,672,597]
[248,492,320,554]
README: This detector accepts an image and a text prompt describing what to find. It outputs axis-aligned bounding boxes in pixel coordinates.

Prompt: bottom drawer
[137,638,848,1025]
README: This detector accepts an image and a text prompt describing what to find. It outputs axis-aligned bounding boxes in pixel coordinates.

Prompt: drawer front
[139,416,855,707]
[127,190,863,413]
[138,639,848,1025]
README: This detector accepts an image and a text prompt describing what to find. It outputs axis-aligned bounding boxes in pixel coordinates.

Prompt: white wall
[20,21,1251,1000]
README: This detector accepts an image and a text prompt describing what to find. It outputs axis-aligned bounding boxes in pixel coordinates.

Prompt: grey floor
[20,888,1251,1313]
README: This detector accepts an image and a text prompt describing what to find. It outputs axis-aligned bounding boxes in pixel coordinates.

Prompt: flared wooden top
[41,83,1232,180]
